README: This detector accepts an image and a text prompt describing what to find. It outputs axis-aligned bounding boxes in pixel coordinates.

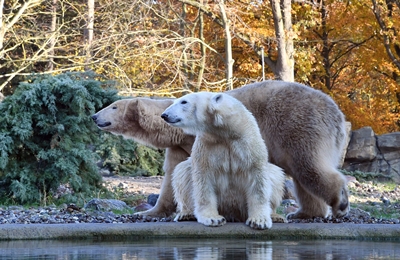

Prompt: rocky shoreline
[0,175,398,226]
[0,205,399,225]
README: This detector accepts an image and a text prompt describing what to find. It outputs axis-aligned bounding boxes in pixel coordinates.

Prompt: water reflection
[0,238,399,259]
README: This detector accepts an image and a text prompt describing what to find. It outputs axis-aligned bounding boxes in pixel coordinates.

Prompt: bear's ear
[212,93,223,104]
[137,98,172,131]
[210,93,224,126]
[125,99,139,120]
[210,93,223,111]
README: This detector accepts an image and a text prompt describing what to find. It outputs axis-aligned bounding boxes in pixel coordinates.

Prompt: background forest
[1,0,400,133]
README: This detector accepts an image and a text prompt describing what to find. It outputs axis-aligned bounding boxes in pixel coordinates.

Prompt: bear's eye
[181,100,187,105]
[112,106,117,109]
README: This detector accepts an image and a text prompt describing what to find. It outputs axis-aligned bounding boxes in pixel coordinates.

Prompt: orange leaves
[293,0,400,133]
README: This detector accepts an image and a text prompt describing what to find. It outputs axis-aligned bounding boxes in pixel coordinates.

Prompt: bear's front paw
[197,215,226,227]
[133,210,166,219]
[133,207,172,219]
[271,213,287,223]
[174,213,196,222]
[286,210,316,220]
[246,216,272,230]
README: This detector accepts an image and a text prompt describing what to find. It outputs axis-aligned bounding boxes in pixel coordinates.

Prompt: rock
[147,194,159,206]
[349,208,370,218]
[118,182,128,189]
[345,175,358,188]
[84,199,129,212]
[281,199,297,206]
[284,206,298,215]
[343,127,400,183]
[99,168,111,176]
[134,203,153,212]
[345,127,377,162]
[381,196,390,206]
[339,121,353,167]
[377,132,400,156]
[283,179,296,200]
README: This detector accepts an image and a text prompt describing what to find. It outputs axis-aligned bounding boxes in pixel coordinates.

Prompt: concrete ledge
[1,222,400,241]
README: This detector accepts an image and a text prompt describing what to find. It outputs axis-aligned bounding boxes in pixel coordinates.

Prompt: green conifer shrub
[96,133,164,177]
[0,72,120,205]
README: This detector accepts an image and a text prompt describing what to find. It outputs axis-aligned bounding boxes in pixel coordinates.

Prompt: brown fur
[92,80,350,219]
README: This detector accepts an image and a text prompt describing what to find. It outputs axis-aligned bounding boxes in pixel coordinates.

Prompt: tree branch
[371,0,400,70]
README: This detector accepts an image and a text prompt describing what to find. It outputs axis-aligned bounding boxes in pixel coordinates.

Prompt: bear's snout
[161,113,168,121]
[161,113,181,124]
[91,114,112,128]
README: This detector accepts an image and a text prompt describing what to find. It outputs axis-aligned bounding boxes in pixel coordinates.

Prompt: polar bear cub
[161,92,285,229]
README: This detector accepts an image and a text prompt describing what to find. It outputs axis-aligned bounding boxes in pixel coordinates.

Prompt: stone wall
[342,126,400,183]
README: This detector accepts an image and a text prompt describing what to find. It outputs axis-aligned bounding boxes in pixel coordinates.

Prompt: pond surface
[0,238,399,259]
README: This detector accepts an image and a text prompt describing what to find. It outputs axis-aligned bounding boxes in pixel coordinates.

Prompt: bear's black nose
[91,115,97,121]
[161,113,168,120]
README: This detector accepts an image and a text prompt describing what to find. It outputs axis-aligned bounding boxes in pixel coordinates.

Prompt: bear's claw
[246,217,272,230]
[271,213,287,223]
[197,215,226,227]
[174,213,196,222]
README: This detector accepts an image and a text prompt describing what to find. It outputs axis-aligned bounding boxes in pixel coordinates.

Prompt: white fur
[93,80,350,220]
[163,92,285,229]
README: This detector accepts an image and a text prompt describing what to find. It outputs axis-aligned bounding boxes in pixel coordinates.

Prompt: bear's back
[227,81,346,171]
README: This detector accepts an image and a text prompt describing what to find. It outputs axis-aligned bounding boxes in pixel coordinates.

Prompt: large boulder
[343,127,400,183]
[345,127,377,162]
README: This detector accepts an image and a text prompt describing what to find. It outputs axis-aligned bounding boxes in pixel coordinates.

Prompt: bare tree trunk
[217,0,233,90]
[270,0,294,82]
[47,0,58,71]
[372,0,400,71]
[180,3,190,91]
[178,0,294,82]
[0,0,5,59]
[85,0,94,70]
[320,1,331,90]
[196,5,206,92]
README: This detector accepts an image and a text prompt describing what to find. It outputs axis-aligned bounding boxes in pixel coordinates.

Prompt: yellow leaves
[237,62,261,76]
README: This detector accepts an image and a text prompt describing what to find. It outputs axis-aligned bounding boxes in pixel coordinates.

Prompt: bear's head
[92,98,191,148]
[92,99,129,132]
[161,92,246,136]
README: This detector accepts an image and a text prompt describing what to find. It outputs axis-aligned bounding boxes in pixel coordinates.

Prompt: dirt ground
[102,175,400,203]
[102,175,164,196]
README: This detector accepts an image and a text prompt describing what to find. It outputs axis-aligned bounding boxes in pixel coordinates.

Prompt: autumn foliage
[1,0,400,134]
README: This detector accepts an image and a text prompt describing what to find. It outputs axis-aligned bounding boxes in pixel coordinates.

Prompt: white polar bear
[161,92,285,229]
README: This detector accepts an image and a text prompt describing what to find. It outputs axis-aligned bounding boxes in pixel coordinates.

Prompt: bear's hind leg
[269,164,287,223]
[287,179,329,219]
[301,169,349,218]
[172,159,196,221]
[325,172,350,218]
[134,169,176,218]
[288,169,350,219]
[134,147,188,218]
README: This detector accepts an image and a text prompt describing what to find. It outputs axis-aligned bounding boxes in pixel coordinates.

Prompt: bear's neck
[202,123,250,140]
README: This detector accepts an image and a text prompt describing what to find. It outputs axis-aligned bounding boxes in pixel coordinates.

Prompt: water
[0,238,399,259]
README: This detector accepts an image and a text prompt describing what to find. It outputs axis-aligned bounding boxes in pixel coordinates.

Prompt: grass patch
[341,170,393,182]
[345,170,400,220]
[353,203,400,219]
[111,208,135,215]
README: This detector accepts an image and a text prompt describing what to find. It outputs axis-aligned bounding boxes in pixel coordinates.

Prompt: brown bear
[161,92,286,229]
[92,80,350,220]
